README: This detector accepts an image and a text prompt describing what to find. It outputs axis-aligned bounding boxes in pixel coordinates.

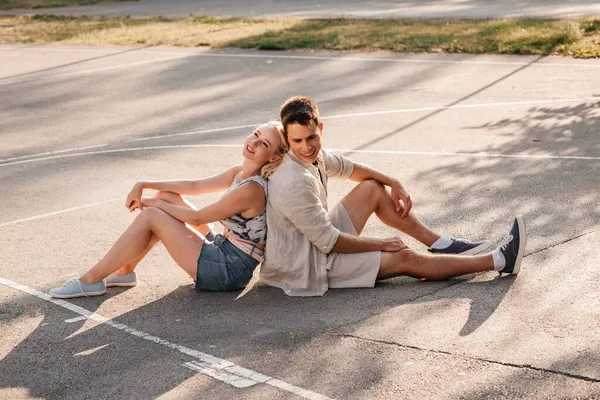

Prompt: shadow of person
[0,272,514,398]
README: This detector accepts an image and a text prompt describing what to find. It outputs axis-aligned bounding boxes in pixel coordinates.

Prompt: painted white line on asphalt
[0,54,192,85]
[8,46,600,68]
[2,142,600,173]
[0,198,121,228]
[0,144,108,163]
[65,316,88,323]
[113,96,600,144]
[127,124,259,143]
[329,148,600,161]
[4,95,597,163]
[0,277,332,399]
[322,96,600,120]
[0,145,242,168]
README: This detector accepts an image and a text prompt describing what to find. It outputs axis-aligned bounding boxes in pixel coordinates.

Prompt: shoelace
[498,233,513,252]
[61,273,90,297]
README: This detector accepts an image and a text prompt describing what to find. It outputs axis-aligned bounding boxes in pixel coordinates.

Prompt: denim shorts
[195,234,260,291]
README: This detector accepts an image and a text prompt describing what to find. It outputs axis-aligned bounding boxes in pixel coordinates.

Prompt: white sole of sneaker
[49,290,106,299]
[460,240,493,255]
[106,282,137,288]
[511,215,527,275]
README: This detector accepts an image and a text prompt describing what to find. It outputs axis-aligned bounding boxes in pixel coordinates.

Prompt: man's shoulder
[269,154,313,186]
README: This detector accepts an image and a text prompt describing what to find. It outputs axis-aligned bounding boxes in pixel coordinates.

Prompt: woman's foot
[106,271,137,287]
[49,277,106,298]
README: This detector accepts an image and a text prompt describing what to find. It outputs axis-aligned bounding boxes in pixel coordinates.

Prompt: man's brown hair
[279,96,321,134]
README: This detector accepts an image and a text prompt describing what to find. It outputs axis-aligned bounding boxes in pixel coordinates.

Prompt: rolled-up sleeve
[275,179,340,254]
[322,149,354,179]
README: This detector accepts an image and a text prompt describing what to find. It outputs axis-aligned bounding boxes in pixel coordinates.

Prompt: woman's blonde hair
[260,120,288,179]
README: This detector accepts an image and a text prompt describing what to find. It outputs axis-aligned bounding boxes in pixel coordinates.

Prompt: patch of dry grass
[0,15,598,58]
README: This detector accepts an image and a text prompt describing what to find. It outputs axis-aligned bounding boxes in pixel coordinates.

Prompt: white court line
[127,124,258,143]
[0,144,108,163]
[125,96,600,143]
[65,316,87,323]
[2,96,599,166]
[0,145,241,168]
[6,45,600,68]
[0,54,192,85]
[0,277,332,399]
[0,198,120,228]
[2,143,600,173]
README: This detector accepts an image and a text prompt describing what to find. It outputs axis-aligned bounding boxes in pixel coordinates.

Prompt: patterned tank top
[220,172,268,244]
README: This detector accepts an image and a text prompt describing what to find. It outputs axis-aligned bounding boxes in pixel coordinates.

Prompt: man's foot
[497,215,527,275]
[49,277,106,299]
[428,238,492,255]
[106,271,137,288]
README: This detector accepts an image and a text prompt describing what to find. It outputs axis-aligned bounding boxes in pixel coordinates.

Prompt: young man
[260,96,526,296]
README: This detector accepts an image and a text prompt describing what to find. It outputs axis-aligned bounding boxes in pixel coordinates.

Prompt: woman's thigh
[145,207,204,279]
[152,191,213,237]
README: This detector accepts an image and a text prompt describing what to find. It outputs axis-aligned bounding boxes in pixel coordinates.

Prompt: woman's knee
[153,191,183,203]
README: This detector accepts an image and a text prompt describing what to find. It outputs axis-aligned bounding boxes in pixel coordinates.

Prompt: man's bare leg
[341,179,440,247]
[378,249,494,281]
[113,191,211,275]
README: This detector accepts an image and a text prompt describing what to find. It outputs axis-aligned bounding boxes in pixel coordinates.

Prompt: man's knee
[358,179,385,193]
[393,248,419,265]
[378,247,418,279]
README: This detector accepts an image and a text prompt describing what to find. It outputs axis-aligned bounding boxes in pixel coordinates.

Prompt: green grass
[1,15,599,58]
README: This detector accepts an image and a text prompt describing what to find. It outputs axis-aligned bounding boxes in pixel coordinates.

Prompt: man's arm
[332,232,406,253]
[349,162,413,218]
[275,179,405,254]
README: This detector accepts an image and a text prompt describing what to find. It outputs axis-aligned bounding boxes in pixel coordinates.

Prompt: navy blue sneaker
[428,238,492,255]
[497,215,527,275]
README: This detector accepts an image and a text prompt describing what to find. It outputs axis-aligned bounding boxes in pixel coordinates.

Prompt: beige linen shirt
[260,149,354,296]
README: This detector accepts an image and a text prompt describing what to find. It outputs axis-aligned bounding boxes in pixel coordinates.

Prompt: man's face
[286,122,323,164]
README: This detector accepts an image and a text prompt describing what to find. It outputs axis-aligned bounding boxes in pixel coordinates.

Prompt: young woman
[49,121,287,298]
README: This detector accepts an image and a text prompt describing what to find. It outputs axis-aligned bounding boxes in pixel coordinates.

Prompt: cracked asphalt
[1,45,599,399]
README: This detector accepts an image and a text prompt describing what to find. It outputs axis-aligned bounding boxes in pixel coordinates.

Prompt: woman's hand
[141,196,161,209]
[126,182,145,212]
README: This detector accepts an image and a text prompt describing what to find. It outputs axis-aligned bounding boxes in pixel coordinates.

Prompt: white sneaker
[49,277,106,299]
[106,271,137,288]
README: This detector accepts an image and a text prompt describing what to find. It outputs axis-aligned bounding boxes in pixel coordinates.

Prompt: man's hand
[380,237,408,252]
[390,180,412,218]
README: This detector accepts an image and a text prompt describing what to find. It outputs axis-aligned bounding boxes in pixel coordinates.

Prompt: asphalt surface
[1,45,599,399]
[2,0,600,18]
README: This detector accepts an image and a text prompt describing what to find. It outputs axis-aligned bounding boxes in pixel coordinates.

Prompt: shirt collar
[287,150,320,173]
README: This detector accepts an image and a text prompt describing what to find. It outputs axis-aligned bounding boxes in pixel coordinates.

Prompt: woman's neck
[238,159,262,181]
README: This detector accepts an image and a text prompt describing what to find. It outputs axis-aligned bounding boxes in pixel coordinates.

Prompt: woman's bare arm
[142,181,265,227]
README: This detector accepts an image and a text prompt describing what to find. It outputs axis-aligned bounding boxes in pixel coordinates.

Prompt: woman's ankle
[114,268,134,276]
[79,274,97,285]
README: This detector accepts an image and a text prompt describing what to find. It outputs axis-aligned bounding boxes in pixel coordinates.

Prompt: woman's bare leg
[114,191,210,275]
[80,207,203,284]
[378,248,494,281]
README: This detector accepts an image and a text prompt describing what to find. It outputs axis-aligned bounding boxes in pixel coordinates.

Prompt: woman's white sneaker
[106,271,137,287]
[49,277,106,299]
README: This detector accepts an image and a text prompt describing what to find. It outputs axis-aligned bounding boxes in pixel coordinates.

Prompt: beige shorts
[326,202,382,289]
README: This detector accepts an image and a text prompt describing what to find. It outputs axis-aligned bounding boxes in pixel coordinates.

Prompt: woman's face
[242,124,282,165]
